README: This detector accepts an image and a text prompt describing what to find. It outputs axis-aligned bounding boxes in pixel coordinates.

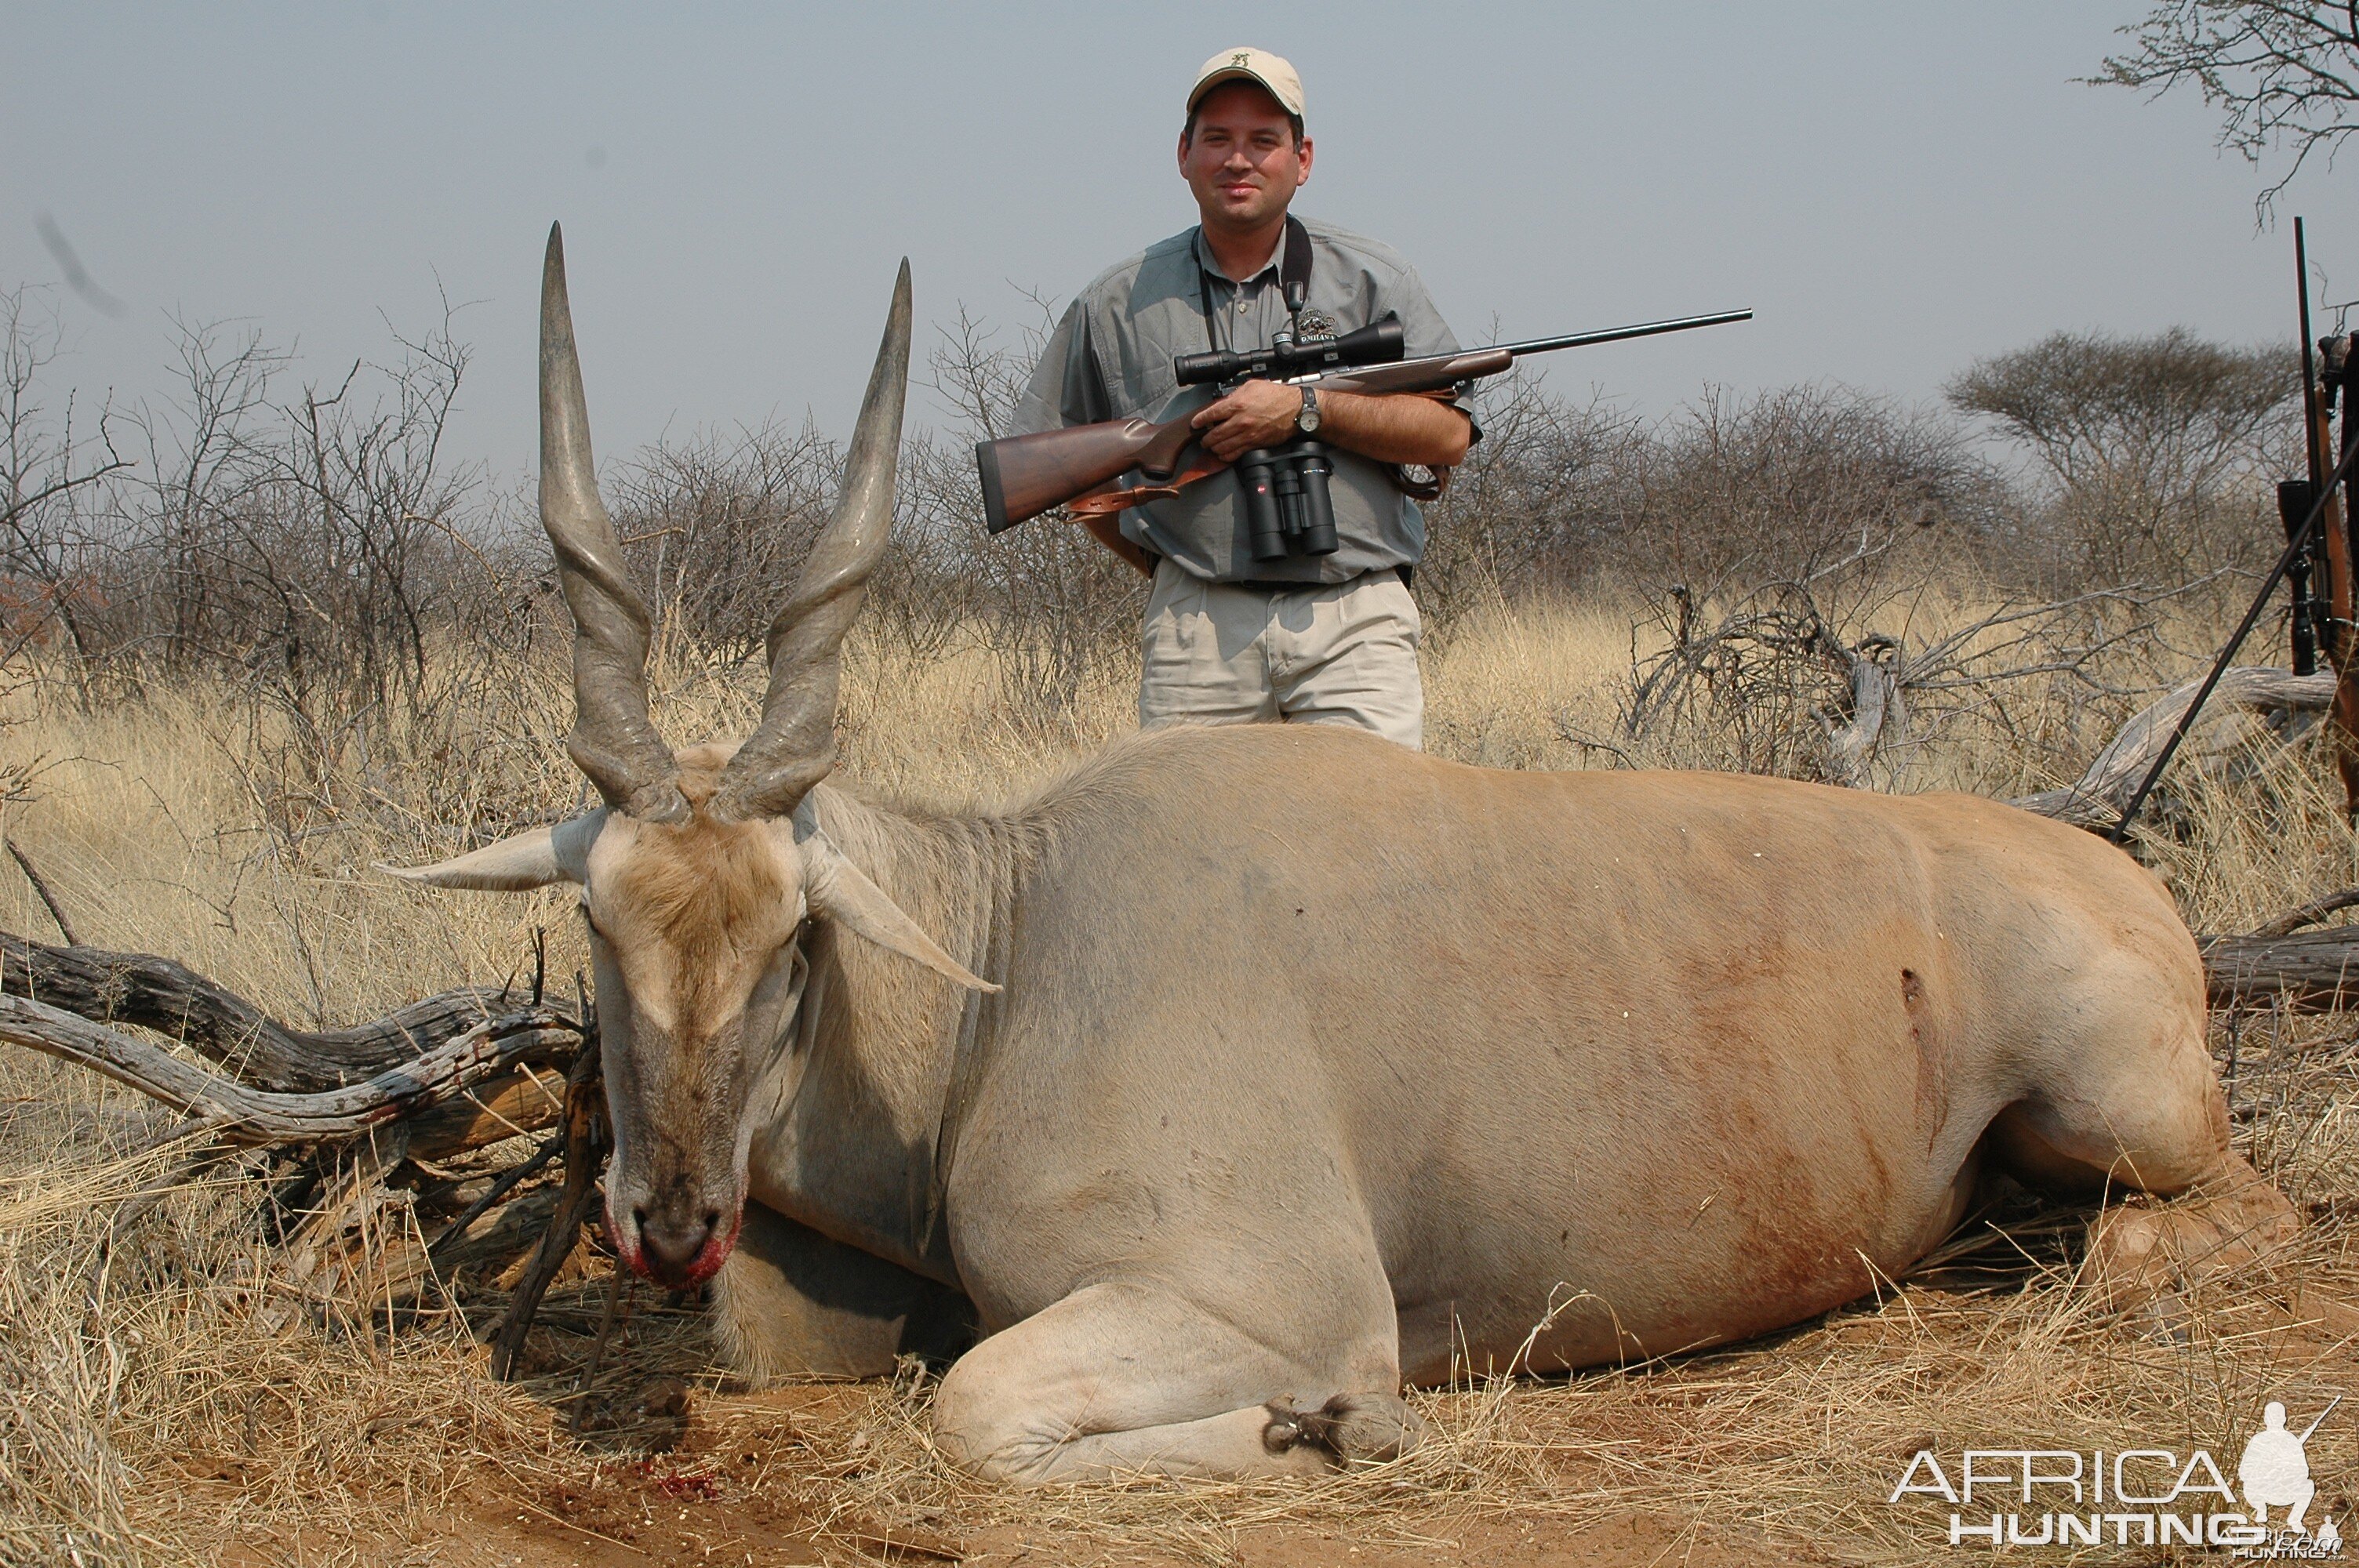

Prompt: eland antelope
[391,226,2295,1483]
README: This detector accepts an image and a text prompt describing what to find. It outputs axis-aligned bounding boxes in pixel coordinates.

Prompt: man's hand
[1189,379,1303,460]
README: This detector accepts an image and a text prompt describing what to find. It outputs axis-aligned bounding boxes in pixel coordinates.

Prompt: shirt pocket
[1107,347,1180,421]
[1094,300,1187,420]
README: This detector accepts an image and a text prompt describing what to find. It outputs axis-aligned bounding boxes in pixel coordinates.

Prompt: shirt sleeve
[1380,264,1460,360]
[1009,296,1114,436]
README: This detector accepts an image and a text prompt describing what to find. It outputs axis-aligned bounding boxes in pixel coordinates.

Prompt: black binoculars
[1237,441,1339,561]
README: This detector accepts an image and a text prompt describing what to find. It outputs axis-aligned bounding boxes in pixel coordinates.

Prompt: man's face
[1178,81,1311,234]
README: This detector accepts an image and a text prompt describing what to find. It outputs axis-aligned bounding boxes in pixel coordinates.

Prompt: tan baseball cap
[1187,47,1305,119]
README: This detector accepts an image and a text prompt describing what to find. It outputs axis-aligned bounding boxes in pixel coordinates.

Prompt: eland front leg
[714,1203,975,1381]
[1986,960,2299,1308]
[929,1278,1419,1483]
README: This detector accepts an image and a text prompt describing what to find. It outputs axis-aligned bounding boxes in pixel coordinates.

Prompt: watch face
[1298,390,1321,433]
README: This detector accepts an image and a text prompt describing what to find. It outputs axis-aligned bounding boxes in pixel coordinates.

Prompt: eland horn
[713,260,913,822]
[540,223,684,822]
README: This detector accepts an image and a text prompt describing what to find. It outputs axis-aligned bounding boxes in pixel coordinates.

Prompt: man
[1012,48,1474,750]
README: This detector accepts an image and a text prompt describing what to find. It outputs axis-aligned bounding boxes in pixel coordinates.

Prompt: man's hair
[1183,92,1305,149]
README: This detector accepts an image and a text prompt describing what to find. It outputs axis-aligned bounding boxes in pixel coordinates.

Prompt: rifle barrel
[1492,309,1754,360]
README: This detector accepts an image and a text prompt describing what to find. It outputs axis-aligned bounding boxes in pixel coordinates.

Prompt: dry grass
[2,590,2355,1566]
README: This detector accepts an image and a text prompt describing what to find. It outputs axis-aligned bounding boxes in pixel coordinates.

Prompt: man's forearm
[1318,390,1471,469]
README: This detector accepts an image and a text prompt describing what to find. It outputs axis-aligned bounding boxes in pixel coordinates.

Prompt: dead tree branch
[0,992,578,1144]
[2201,927,2359,1009]
[0,926,600,1349]
[2008,666,2337,827]
[430,1133,560,1261]
[490,1037,607,1381]
[5,837,79,944]
[1623,572,2183,788]
[2251,885,2359,938]
[0,931,526,1091]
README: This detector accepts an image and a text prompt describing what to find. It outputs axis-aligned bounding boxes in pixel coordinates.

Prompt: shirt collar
[1193,225,1282,286]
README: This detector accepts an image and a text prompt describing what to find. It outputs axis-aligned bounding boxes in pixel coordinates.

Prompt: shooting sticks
[2110,219,2359,840]
[2110,430,2359,843]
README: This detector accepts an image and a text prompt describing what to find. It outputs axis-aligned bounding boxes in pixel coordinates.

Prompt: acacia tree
[2097,2,2359,215]
[1946,328,2293,580]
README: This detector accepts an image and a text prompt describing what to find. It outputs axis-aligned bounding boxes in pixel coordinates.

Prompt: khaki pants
[1137,560,1423,750]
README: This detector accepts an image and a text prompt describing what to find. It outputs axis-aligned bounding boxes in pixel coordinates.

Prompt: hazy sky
[8,3,2359,484]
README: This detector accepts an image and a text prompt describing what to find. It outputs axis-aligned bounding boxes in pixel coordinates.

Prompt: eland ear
[800,833,999,993]
[379,813,605,892]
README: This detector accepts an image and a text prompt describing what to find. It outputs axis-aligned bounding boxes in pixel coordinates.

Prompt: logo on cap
[1190,48,1305,118]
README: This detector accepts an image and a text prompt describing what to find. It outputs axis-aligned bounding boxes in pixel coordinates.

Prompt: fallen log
[336,1185,568,1309]
[403,1065,569,1159]
[0,991,579,1145]
[0,927,607,1365]
[0,931,518,1093]
[2010,666,2337,829]
[2200,927,2359,1011]
[430,1134,562,1261]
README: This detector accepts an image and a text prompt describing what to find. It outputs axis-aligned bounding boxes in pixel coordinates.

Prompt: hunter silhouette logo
[2240,1396,2342,1552]
[1885,1393,2346,1554]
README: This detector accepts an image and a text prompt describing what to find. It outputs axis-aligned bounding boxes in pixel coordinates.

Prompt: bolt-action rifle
[975,308,1753,537]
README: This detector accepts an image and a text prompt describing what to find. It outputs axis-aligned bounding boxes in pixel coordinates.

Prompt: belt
[1221,564,1415,592]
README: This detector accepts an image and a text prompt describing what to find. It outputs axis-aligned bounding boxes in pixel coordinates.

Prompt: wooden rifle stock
[980,418,1194,533]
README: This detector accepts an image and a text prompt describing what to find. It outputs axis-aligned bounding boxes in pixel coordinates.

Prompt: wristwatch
[1296,385,1322,435]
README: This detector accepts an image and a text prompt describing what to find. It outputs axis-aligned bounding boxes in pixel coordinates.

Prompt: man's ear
[379,812,605,891]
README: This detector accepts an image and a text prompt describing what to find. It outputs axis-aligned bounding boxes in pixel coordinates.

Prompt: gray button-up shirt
[1012,218,1469,584]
